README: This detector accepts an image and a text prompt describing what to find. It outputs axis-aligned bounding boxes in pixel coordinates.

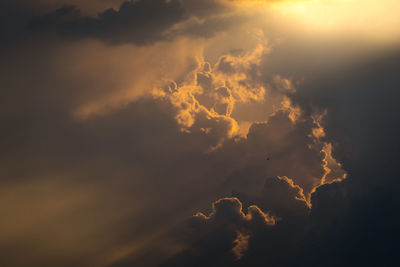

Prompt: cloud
[235,176,310,218]
[0,37,305,266]
[0,32,345,265]
[146,14,400,266]
[162,197,276,267]
[2,1,399,266]
[0,36,204,121]
[0,94,237,266]
[28,1,185,45]
[0,35,239,264]
[151,43,345,196]
[214,106,345,198]
[24,0,243,45]
[152,45,269,146]
[162,40,400,267]
[161,176,310,267]
[288,48,400,266]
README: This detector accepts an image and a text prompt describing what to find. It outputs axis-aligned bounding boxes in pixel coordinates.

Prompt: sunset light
[0,0,399,266]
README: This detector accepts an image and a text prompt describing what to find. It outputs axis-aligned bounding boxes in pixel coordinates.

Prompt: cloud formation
[162,197,276,267]
[1,0,399,266]
[25,0,242,45]
[159,38,400,267]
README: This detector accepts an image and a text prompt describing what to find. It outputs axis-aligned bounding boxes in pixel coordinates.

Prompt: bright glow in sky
[268,0,400,42]
[1,0,399,266]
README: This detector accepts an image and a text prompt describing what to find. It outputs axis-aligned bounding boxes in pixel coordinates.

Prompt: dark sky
[0,0,399,266]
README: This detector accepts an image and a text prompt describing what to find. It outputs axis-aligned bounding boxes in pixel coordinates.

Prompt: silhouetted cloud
[1,0,399,266]
[160,45,400,267]
[161,197,276,267]
[24,0,242,45]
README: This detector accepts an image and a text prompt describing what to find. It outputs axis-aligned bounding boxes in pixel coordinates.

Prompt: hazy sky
[0,1,399,266]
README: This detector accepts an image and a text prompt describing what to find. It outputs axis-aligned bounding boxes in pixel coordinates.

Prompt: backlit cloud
[0,0,399,266]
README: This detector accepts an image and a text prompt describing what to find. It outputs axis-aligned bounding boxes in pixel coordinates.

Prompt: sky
[0,0,399,266]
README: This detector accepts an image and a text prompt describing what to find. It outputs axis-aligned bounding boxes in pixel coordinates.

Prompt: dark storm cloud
[0,91,236,265]
[0,37,234,265]
[155,51,336,196]
[24,0,238,45]
[235,176,310,219]
[107,45,348,266]
[288,48,400,267]
[2,0,399,265]
[161,177,310,267]
[0,1,32,44]
[28,0,186,45]
[0,34,338,265]
[162,47,400,267]
[161,197,276,267]
[0,34,309,266]
[291,50,400,180]
[214,110,328,196]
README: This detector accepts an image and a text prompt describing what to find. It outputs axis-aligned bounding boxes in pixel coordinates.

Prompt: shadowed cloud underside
[0,0,399,266]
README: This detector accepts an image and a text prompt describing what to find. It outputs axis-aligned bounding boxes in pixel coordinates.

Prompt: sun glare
[268,0,400,42]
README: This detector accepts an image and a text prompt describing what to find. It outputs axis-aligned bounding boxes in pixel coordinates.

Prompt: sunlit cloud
[0,0,398,266]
